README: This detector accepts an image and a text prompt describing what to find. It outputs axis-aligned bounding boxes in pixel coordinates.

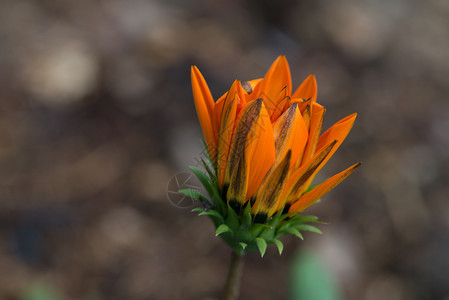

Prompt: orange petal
[289,163,361,213]
[313,113,357,175]
[299,103,325,167]
[270,89,290,122]
[217,81,240,188]
[278,140,337,210]
[299,98,312,114]
[252,150,291,220]
[272,102,308,170]
[245,101,276,198]
[301,103,311,130]
[292,74,317,100]
[317,113,357,151]
[191,66,216,158]
[213,92,227,140]
[260,56,292,120]
[224,99,264,199]
[246,79,264,102]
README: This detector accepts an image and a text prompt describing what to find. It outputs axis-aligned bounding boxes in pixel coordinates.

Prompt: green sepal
[241,203,252,229]
[255,237,267,257]
[290,215,324,225]
[201,140,217,169]
[287,227,304,240]
[198,210,225,223]
[259,224,276,241]
[189,166,214,197]
[270,210,284,228]
[216,224,233,236]
[250,223,270,239]
[273,239,284,255]
[226,204,240,230]
[192,207,221,227]
[280,212,299,221]
[189,165,225,213]
[178,189,206,201]
[201,158,216,183]
[192,207,206,214]
[277,215,323,236]
[295,224,323,234]
[281,213,321,223]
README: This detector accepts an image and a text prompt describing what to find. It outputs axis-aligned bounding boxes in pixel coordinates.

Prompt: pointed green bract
[178,189,206,201]
[216,224,233,236]
[189,166,214,197]
[192,207,205,213]
[255,238,267,257]
[287,227,304,240]
[201,157,216,182]
[239,242,248,250]
[198,210,225,223]
[226,203,240,230]
[296,224,323,234]
[273,239,284,255]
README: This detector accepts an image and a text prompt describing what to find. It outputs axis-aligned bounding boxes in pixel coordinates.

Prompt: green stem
[222,251,244,300]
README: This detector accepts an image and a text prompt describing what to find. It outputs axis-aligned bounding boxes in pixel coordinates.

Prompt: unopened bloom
[188,56,360,256]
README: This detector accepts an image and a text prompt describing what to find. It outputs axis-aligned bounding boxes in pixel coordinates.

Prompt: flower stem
[222,251,244,300]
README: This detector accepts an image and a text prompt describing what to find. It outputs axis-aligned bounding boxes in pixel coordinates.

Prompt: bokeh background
[1,0,449,299]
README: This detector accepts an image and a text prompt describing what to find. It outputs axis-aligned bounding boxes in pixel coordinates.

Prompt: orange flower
[191,56,360,223]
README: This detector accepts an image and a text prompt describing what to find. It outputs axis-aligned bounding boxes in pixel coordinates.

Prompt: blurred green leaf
[290,251,343,300]
[82,291,102,300]
[21,283,61,300]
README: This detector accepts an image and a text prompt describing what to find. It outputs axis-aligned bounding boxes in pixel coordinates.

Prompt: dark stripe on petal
[264,151,291,208]
[289,140,337,201]
[274,102,298,157]
[225,99,263,183]
[226,149,249,205]
[252,150,291,216]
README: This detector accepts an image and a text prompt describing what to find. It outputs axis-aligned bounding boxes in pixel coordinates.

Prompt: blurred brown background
[1,0,448,299]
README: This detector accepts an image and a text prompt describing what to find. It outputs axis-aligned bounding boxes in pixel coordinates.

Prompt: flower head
[187,56,360,256]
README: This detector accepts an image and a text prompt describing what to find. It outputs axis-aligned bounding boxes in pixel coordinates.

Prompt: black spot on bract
[229,200,242,214]
[282,204,291,215]
[249,197,256,206]
[222,183,229,202]
[254,213,268,224]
